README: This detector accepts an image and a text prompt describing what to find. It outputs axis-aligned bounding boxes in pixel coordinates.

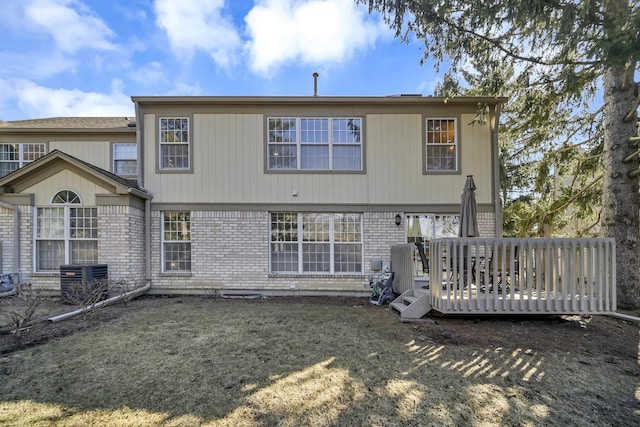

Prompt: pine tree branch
[546,174,603,216]
[435,15,601,67]
[582,209,602,234]
[623,90,640,123]
[623,149,640,163]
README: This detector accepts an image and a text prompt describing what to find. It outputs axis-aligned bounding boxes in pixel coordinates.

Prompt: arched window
[52,190,81,204]
[35,190,98,271]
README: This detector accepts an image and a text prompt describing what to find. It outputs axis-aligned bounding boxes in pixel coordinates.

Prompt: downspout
[135,101,152,286]
[48,283,150,322]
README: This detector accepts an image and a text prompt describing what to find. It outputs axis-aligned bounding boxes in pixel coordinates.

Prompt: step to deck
[389,288,432,321]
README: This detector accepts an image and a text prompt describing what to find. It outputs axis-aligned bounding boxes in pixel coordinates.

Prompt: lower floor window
[270,212,362,274]
[162,211,191,272]
[35,207,98,271]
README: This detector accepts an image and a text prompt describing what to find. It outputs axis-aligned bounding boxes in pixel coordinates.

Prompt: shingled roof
[0,149,150,200]
[0,117,136,130]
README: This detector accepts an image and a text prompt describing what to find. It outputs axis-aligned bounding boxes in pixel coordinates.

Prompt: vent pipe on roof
[313,72,319,96]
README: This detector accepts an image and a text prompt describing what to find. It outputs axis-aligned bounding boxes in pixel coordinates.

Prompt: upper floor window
[159,117,190,171]
[0,143,46,177]
[267,117,362,171]
[113,143,137,176]
[426,119,457,172]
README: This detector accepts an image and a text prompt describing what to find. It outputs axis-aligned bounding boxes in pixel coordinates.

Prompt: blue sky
[0,0,443,121]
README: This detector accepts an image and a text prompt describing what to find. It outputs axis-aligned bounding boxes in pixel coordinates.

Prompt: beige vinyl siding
[144,112,493,205]
[24,169,110,205]
[50,141,111,171]
[459,113,493,204]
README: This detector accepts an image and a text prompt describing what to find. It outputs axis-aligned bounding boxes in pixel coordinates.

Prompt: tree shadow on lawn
[1,299,638,426]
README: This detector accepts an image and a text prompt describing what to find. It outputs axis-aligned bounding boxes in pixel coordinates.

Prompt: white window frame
[269,212,363,275]
[0,143,46,177]
[425,118,458,172]
[267,117,362,171]
[113,143,137,176]
[161,211,192,272]
[159,117,190,171]
[34,190,98,272]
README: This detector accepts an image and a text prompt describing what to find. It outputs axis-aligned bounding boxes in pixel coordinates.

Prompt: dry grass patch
[0,298,638,426]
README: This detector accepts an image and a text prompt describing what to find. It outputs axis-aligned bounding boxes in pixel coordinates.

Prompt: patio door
[405,214,460,278]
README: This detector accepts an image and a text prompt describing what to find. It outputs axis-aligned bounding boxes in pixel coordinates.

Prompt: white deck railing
[428,238,616,314]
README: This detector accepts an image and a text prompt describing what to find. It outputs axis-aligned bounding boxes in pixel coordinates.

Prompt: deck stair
[390,286,432,321]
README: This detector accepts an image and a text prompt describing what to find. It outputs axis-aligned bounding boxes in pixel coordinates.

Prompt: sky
[0,0,444,121]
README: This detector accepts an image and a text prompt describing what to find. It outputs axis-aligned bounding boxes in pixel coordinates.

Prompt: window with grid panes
[35,190,97,272]
[0,143,46,177]
[270,212,362,274]
[113,143,137,176]
[162,211,191,272]
[267,117,361,171]
[159,117,190,170]
[426,118,458,171]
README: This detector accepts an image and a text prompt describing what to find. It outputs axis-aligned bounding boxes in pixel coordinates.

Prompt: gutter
[0,200,20,274]
[606,312,640,324]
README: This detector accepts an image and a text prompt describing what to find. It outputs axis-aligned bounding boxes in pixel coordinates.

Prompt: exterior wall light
[395,213,402,226]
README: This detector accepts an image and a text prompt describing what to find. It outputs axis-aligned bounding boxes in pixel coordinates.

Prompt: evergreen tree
[361,0,640,308]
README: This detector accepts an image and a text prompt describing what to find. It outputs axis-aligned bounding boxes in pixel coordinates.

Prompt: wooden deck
[390,238,616,320]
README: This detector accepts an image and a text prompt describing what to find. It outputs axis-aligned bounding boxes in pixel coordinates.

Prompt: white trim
[269,212,363,275]
[158,117,190,170]
[267,117,362,171]
[425,117,458,172]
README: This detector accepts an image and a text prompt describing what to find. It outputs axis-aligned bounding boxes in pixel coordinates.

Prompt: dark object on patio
[0,273,15,293]
[414,242,429,274]
[479,246,519,293]
[369,272,395,306]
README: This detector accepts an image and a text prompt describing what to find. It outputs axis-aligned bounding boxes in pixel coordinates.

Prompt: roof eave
[0,127,135,134]
[131,95,509,107]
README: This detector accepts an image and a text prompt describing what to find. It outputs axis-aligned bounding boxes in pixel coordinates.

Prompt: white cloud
[154,0,242,68]
[2,78,134,118]
[23,0,117,53]
[244,0,386,75]
[129,61,167,86]
[0,51,77,80]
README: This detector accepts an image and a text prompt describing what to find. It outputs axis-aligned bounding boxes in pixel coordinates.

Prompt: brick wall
[0,207,14,274]
[13,206,496,295]
[478,211,496,237]
[149,210,411,296]
[99,205,146,286]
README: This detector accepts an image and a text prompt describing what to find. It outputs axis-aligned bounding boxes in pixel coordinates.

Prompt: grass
[0,299,638,426]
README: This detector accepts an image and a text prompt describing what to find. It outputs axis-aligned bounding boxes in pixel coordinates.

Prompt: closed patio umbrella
[459,175,479,237]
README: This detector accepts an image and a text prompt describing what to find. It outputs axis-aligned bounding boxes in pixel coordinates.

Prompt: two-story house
[0,95,505,296]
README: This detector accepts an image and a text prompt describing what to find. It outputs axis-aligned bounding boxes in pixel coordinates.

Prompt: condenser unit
[60,264,108,303]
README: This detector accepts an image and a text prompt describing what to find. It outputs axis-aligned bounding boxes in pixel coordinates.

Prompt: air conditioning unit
[60,264,108,303]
